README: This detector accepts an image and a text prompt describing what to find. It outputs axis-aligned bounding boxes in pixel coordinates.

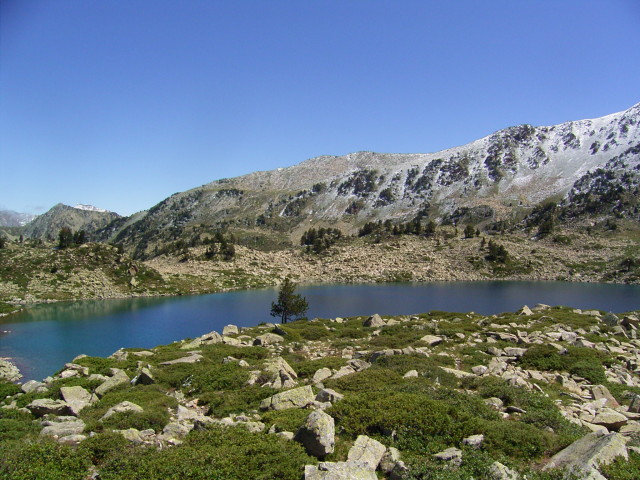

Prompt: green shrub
[288,356,345,380]
[0,409,39,442]
[0,439,90,480]
[600,449,640,480]
[261,408,309,433]
[98,425,315,480]
[200,385,277,417]
[0,380,21,400]
[80,431,131,465]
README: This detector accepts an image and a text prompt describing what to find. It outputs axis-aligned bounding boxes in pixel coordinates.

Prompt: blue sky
[2,0,639,216]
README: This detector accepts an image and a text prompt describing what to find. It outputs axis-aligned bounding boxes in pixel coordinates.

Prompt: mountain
[103,102,639,256]
[23,203,121,241]
[0,210,36,227]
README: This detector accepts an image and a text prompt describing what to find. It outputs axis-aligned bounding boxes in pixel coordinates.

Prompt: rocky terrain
[1,305,640,479]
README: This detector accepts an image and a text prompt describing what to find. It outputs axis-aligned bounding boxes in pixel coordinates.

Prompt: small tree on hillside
[0,235,6,249]
[58,227,73,249]
[270,277,309,324]
[464,224,476,239]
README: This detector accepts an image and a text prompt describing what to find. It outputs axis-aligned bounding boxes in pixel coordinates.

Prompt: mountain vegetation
[2,304,639,479]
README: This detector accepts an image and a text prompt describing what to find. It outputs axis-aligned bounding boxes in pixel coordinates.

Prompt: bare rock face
[260,385,315,411]
[543,430,628,478]
[295,410,335,457]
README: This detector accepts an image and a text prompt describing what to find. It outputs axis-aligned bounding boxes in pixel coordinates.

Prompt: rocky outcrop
[260,385,315,411]
[0,358,22,382]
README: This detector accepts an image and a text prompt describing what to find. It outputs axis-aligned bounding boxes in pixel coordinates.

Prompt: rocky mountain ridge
[97,103,639,256]
[21,203,120,241]
[0,210,36,227]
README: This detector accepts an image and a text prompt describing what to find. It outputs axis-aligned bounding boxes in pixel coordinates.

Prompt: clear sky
[1,0,639,216]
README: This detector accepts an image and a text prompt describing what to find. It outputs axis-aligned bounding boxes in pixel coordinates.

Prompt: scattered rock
[160,353,203,366]
[312,367,333,384]
[419,335,443,346]
[543,430,628,478]
[403,370,419,378]
[101,401,144,421]
[347,435,386,470]
[591,385,620,409]
[379,447,402,474]
[27,399,73,417]
[433,447,463,466]
[260,385,315,411]
[40,416,86,439]
[21,380,49,394]
[254,333,285,346]
[295,410,335,457]
[304,462,377,480]
[222,324,239,335]
[132,367,155,386]
[315,388,344,403]
[462,434,484,449]
[95,368,130,397]
[60,386,97,415]
[519,305,534,316]
[363,314,385,327]
[489,461,519,480]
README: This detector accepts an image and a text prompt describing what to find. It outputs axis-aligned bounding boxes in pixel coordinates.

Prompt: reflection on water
[1,281,638,381]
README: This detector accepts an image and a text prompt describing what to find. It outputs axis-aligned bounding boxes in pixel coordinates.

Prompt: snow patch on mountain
[73,204,109,213]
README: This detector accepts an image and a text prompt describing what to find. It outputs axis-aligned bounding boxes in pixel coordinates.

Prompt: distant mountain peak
[73,204,109,213]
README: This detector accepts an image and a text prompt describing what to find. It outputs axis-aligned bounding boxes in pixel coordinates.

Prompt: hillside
[22,204,121,242]
[1,305,639,479]
[99,103,640,258]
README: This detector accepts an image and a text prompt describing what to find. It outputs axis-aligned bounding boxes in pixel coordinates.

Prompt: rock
[161,421,193,440]
[419,335,443,346]
[95,368,130,397]
[304,462,377,480]
[109,348,129,361]
[363,314,385,327]
[485,397,504,409]
[543,430,628,478]
[503,347,527,357]
[222,324,239,335]
[347,359,371,372]
[403,370,419,378]
[277,431,295,440]
[21,380,49,394]
[488,461,519,480]
[132,367,154,385]
[601,313,620,327]
[472,365,488,375]
[254,333,285,346]
[347,435,386,470]
[60,386,97,415]
[260,385,315,411]
[40,416,85,438]
[101,401,144,421]
[380,447,402,474]
[591,385,620,409]
[131,350,154,357]
[58,363,90,378]
[27,399,73,417]
[58,434,87,445]
[628,394,640,413]
[116,428,145,444]
[330,366,357,379]
[263,356,298,389]
[589,408,628,431]
[519,305,534,316]
[160,353,203,365]
[312,367,333,384]
[316,388,344,403]
[295,410,335,457]
[462,434,484,449]
[433,447,462,466]
[440,367,475,378]
[201,331,224,345]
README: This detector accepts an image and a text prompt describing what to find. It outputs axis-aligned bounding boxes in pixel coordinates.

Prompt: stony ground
[2,305,640,479]
[147,225,640,291]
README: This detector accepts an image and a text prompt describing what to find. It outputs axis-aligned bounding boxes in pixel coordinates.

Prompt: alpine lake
[1,281,639,381]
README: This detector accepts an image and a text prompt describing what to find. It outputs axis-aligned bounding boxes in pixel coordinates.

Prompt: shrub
[0,439,90,480]
[98,425,315,480]
[0,409,39,442]
[0,380,21,400]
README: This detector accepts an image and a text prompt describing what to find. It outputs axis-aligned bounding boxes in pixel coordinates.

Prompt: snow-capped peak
[73,204,108,213]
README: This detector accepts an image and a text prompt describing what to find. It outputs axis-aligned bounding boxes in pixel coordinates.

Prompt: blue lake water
[1,281,638,381]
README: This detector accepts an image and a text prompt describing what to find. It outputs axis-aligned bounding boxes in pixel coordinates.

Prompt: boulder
[462,434,484,449]
[590,408,628,431]
[21,380,49,394]
[222,324,239,335]
[628,394,640,414]
[591,385,620,409]
[101,401,144,421]
[330,366,356,379]
[379,447,402,474]
[160,353,203,366]
[519,305,534,316]
[543,430,628,478]
[347,435,386,470]
[40,417,86,439]
[254,333,285,346]
[260,385,315,411]
[263,356,298,389]
[488,461,519,480]
[312,367,333,384]
[27,399,73,417]
[403,370,419,378]
[433,447,462,466]
[363,314,385,327]
[59,386,97,415]
[601,313,620,327]
[304,462,377,480]
[472,365,488,375]
[315,388,344,403]
[95,368,130,397]
[419,335,443,347]
[132,367,155,385]
[295,410,335,457]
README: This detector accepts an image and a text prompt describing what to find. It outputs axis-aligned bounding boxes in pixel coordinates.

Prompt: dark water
[1,281,638,381]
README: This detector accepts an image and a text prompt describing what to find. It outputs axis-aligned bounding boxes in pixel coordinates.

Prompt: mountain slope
[23,203,121,241]
[105,103,640,256]
[0,210,36,227]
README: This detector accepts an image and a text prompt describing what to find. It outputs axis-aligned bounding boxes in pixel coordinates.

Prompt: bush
[0,409,39,442]
[98,425,315,480]
[0,439,90,480]
[0,380,21,400]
